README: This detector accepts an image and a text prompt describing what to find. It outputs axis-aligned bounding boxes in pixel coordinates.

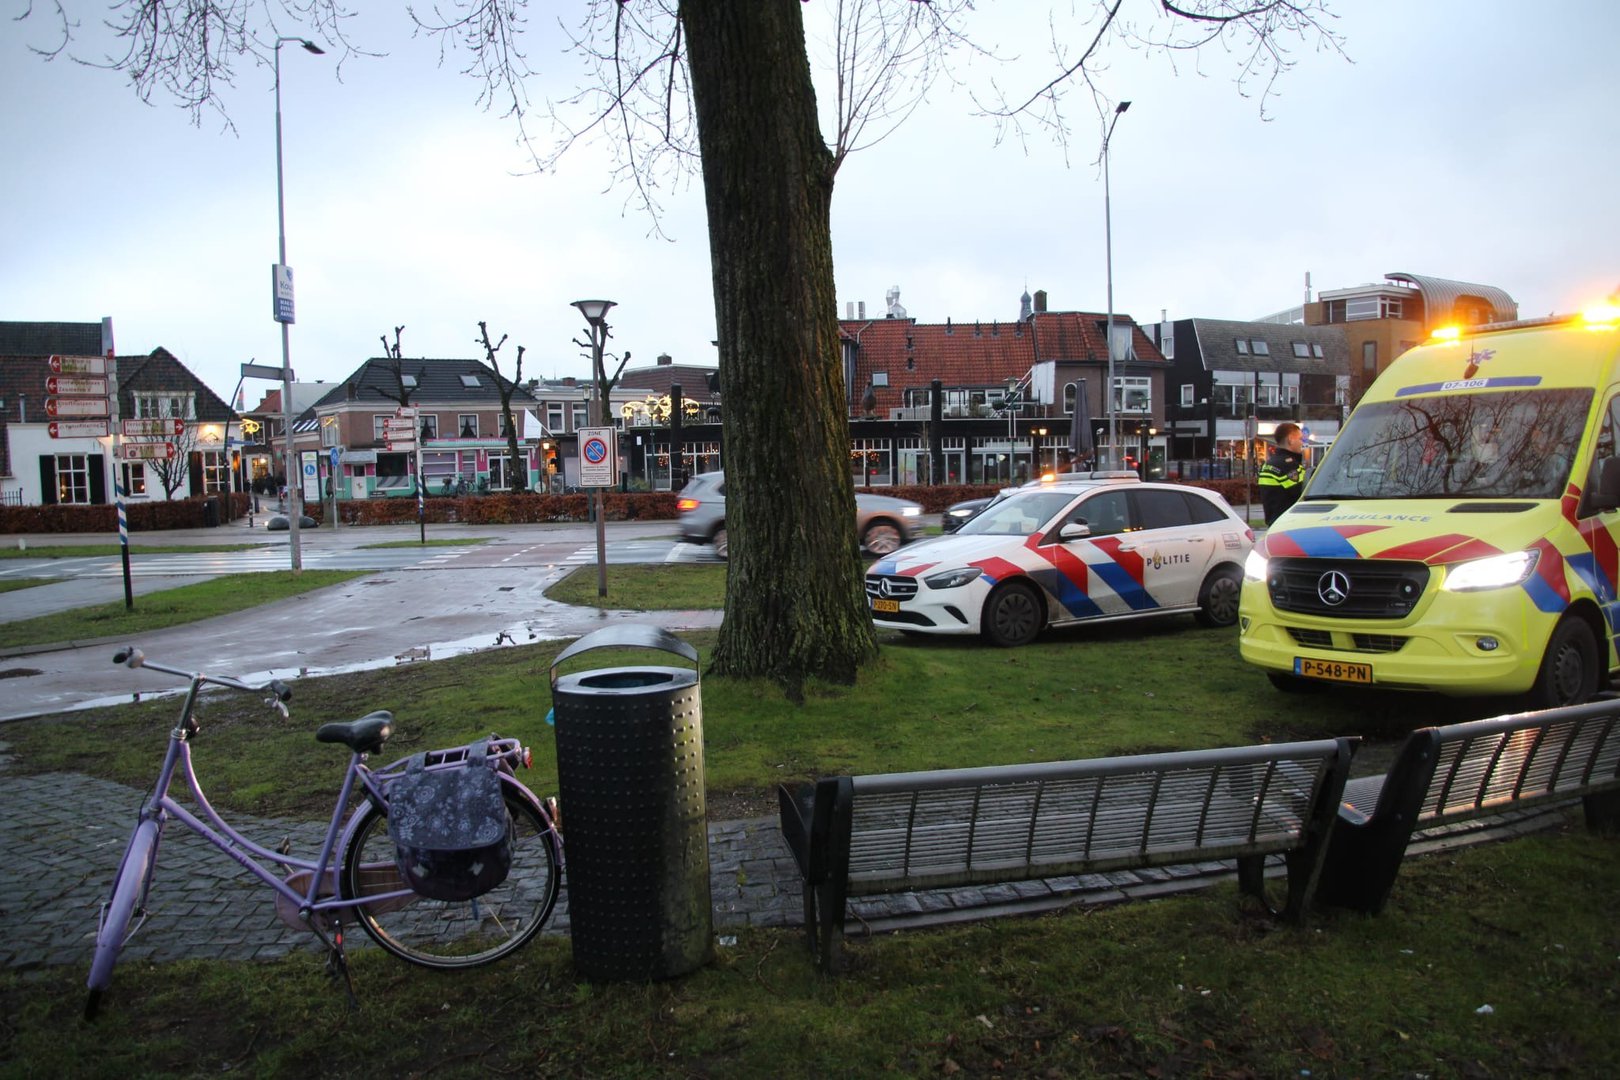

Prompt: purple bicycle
[85,647,563,1019]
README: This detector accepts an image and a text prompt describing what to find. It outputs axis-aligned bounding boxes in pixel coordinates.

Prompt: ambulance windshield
[1307,388,1591,500]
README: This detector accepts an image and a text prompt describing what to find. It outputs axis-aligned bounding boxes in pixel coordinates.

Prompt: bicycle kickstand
[308,915,360,1011]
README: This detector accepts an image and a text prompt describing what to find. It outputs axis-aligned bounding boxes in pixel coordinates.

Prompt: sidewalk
[0,735,1571,972]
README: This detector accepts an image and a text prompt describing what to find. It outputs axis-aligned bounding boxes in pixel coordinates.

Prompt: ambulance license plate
[1294,657,1372,684]
[871,598,900,614]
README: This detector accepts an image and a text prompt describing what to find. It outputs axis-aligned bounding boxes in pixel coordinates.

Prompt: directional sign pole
[102,319,134,610]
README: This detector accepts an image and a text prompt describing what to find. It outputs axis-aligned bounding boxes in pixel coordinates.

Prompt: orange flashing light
[1580,302,1620,327]
[1430,326,1462,341]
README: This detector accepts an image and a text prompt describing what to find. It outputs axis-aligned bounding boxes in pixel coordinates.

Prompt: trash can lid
[550,625,700,690]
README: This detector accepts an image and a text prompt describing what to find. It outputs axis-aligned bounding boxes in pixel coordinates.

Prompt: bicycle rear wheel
[85,818,160,1020]
[341,788,559,969]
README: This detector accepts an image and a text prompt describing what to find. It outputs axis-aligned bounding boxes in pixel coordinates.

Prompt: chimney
[846,302,854,319]
[1034,290,1048,313]
[858,301,866,320]
[657,353,672,366]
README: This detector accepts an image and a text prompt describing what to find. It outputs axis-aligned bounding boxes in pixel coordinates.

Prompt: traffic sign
[48,419,110,439]
[46,375,107,396]
[121,441,177,461]
[578,426,617,487]
[394,407,418,419]
[272,263,296,324]
[385,439,417,453]
[122,418,185,437]
[45,396,110,418]
[48,355,107,376]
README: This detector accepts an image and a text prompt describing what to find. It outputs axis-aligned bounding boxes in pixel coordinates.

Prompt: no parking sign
[578,426,617,488]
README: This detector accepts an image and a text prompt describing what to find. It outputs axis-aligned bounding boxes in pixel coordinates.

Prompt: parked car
[676,471,924,559]
[865,476,1252,647]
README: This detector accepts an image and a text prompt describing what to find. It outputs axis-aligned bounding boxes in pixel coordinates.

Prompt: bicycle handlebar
[112,646,294,705]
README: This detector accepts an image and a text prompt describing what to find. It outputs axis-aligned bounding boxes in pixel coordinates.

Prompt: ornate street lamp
[572,299,615,598]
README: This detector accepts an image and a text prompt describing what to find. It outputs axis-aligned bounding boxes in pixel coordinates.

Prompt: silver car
[676,471,924,559]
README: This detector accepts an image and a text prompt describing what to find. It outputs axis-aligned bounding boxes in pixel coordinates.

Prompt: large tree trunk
[681,0,877,692]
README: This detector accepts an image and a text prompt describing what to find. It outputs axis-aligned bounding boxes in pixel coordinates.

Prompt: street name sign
[46,375,108,396]
[45,396,111,418]
[48,419,110,439]
[122,418,186,437]
[121,441,177,461]
[48,355,108,376]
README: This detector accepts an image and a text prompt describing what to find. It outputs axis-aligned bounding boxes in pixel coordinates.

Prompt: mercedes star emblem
[1317,570,1351,607]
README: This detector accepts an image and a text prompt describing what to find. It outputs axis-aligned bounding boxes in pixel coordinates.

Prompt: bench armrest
[777,783,816,879]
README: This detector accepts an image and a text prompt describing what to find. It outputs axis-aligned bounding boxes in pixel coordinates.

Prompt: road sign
[120,441,176,461]
[48,355,107,376]
[272,264,296,324]
[45,396,110,418]
[240,361,289,381]
[46,375,108,396]
[385,439,417,453]
[122,418,185,437]
[578,426,617,487]
[394,407,418,419]
[48,419,110,438]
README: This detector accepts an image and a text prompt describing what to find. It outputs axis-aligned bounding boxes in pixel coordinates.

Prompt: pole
[1103,100,1131,471]
[273,36,321,573]
[103,318,133,610]
[592,327,608,598]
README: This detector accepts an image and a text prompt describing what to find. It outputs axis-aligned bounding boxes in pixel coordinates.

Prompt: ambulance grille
[1266,559,1429,618]
[1285,629,1409,653]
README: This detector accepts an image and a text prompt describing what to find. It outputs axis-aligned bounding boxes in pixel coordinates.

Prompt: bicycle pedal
[276,836,293,856]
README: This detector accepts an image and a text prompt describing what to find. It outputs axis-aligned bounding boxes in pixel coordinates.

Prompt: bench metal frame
[1317,700,1620,915]
[779,739,1355,971]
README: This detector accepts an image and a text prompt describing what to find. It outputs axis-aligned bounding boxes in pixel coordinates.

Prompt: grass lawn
[0,577,60,594]
[0,543,269,559]
[3,566,1613,1076]
[0,570,368,650]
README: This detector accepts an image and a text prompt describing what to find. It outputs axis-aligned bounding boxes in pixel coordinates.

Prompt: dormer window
[401,375,418,389]
[461,375,481,388]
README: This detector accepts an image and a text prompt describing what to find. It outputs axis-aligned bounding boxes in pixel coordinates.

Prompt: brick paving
[0,739,1572,974]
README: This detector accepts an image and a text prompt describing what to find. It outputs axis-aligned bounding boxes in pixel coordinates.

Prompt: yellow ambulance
[1239,305,1620,708]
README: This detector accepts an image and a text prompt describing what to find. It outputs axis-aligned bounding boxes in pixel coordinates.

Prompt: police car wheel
[1528,617,1599,709]
[983,582,1042,648]
[1195,566,1242,628]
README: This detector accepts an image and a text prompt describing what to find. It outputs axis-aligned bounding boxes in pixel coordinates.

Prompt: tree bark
[681,0,877,692]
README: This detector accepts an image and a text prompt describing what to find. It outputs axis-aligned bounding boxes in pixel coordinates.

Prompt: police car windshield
[1307,387,1591,500]
[956,489,1077,537]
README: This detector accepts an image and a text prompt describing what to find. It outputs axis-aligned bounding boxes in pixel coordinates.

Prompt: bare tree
[146,423,201,501]
[23,1,1345,693]
[476,321,531,492]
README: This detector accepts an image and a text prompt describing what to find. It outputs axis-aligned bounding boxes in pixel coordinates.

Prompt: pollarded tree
[22,1,1344,694]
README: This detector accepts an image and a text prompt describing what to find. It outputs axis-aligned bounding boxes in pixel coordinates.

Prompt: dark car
[941,496,993,533]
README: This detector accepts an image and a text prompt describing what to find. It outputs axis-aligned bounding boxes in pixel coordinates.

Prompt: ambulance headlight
[1243,549,1268,582]
[924,568,981,590]
[1443,549,1539,592]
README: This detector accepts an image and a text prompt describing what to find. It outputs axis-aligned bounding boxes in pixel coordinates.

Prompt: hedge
[0,493,251,534]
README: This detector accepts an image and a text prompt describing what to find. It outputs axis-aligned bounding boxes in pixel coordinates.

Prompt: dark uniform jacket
[1258,445,1306,525]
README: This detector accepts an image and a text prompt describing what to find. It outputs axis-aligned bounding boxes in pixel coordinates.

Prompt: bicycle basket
[386,741,513,902]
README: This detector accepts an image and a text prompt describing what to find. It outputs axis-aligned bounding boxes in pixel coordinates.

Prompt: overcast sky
[4,1,1617,407]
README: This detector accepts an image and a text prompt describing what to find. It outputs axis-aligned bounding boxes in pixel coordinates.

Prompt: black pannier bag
[387,741,513,901]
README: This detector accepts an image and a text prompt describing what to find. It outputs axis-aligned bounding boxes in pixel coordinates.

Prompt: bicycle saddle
[315,711,395,754]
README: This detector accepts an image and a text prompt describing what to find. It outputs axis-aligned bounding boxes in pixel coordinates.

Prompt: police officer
[1259,422,1307,526]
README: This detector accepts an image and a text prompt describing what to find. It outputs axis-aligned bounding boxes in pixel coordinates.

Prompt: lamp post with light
[1103,99,1131,471]
[572,299,615,599]
[272,35,322,571]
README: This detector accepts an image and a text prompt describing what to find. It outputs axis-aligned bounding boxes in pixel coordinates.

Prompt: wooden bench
[1316,700,1620,914]
[777,738,1356,970]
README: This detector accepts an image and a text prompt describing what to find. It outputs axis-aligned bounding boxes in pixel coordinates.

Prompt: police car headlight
[1243,549,1268,582]
[1443,549,1539,592]
[924,567,980,590]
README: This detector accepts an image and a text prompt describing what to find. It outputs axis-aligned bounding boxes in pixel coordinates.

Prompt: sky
[4,0,1618,408]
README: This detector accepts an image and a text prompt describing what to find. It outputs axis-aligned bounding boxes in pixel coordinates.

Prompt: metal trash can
[202,497,220,527]
[549,625,712,980]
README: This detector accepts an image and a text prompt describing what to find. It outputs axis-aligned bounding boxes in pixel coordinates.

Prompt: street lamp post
[1103,99,1131,471]
[273,35,322,572]
[572,299,616,599]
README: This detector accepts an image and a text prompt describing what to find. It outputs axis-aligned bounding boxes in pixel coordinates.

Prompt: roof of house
[840,312,1165,415]
[0,321,106,357]
[311,357,542,410]
[618,363,721,400]
[116,348,236,421]
[1187,318,1350,374]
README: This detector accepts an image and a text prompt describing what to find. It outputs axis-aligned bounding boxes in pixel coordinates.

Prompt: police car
[866,475,1253,647]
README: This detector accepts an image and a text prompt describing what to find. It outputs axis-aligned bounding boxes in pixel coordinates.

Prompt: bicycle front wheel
[341,788,559,969]
[85,817,160,1019]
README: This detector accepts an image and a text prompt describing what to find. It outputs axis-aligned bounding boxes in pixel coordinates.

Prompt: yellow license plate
[1294,657,1372,684]
[871,598,900,614]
